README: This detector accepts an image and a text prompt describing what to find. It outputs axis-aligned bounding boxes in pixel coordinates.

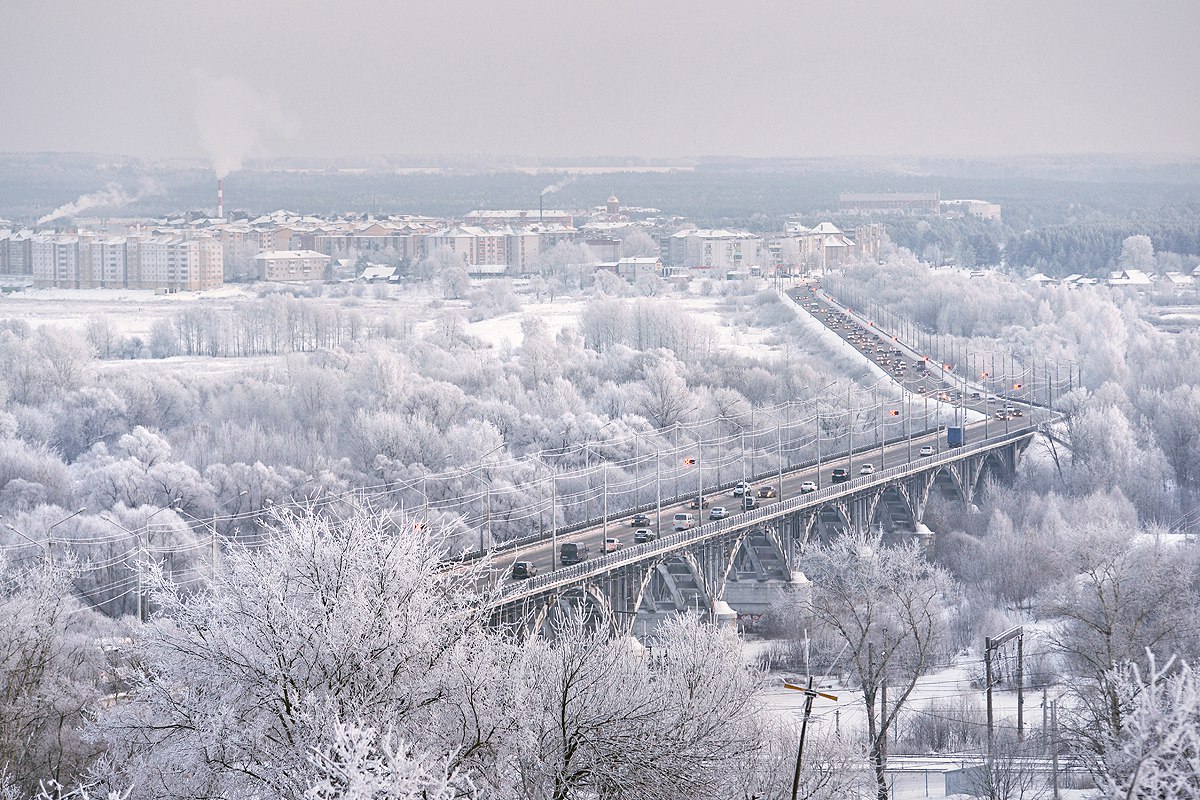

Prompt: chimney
[217,178,224,219]
[539,194,544,224]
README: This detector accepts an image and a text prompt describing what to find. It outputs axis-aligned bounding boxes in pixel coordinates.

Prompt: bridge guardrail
[495,426,1037,604]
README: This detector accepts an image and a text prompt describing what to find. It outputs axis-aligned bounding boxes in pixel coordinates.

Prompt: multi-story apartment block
[0,230,33,275]
[255,250,330,281]
[664,229,762,271]
[838,191,942,214]
[425,226,511,268]
[463,209,574,227]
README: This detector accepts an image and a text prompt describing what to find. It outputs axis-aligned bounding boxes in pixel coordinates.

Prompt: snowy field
[0,282,785,362]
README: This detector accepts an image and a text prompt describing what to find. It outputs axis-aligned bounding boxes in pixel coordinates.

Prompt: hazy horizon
[5,0,1198,170]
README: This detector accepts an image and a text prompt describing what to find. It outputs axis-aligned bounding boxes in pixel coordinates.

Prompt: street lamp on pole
[100,505,177,623]
[5,506,87,570]
[176,491,248,568]
[474,443,507,554]
[528,451,560,570]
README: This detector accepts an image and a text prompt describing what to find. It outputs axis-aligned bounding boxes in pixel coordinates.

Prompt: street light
[528,450,560,571]
[130,501,183,620]
[5,506,88,570]
[4,522,48,568]
[176,491,248,567]
[474,443,507,554]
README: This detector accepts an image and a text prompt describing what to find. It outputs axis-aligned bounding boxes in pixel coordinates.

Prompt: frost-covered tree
[94,509,508,800]
[1093,656,1200,798]
[304,722,466,800]
[1118,234,1156,274]
[509,615,760,800]
[797,530,956,800]
[1039,508,1200,758]
[0,557,114,796]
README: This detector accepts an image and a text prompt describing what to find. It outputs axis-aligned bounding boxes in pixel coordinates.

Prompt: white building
[255,250,330,282]
[664,229,762,270]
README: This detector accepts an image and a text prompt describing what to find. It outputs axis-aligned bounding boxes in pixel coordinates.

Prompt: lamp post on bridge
[474,442,507,554]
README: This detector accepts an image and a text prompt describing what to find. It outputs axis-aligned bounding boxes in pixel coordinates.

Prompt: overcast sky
[5,0,1198,164]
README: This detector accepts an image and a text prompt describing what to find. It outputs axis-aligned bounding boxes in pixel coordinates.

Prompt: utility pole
[984,626,1024,758]
[785,677,838,800]
[1051,700,1060,800]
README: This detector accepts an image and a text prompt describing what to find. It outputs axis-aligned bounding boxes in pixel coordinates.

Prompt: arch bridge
[489,427,1034,637]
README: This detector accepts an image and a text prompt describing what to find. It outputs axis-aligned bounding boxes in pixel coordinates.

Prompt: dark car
[688,496,709,509]
[757,485,777,498]
[510,561,538,580]
[559,542,590,565]
[630,513,651,527]
[831,468,850,483]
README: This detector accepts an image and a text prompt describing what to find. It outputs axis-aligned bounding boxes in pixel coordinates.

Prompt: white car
[732,481,751,496]
[602,537,622,553]
[919,445,935,457]
[799,481,818,494]
[859,463,875,475]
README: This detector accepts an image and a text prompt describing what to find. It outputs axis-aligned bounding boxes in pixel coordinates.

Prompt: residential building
[664,229,762,270]
[256,250,330,282]
[1,230,32,275]
[942,199,1002,221]
[463,209,574,227]
[838,191,942,214]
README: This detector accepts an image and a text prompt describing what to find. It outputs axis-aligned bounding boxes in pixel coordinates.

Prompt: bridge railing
[495,426,1037,603]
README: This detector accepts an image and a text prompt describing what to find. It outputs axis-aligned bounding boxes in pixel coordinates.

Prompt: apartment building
[664,229,763,270]
[0,230,32,275]
[255,250,330,281]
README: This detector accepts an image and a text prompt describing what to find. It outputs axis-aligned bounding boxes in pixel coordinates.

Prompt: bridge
[488,424,1036,636]
[476,283,1060,637]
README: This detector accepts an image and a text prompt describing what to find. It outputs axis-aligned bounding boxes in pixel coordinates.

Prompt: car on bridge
[799,480,818,493]
[859,463,876,475]
[831,468,850,483]
[602,537,622,553]
[510,561,538,580]
[709,506,728,520]
[757,485,777,498]
[673,513,695,530]
[687,496,709,509]
[732,481,751,496]
[742,495,759,510]
[559,543,590,565]
[630,513,651,527]
[919,445,935,457]
[633,529,656,544]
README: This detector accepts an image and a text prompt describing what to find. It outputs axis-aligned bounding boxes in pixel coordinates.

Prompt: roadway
[491,285,1039,584]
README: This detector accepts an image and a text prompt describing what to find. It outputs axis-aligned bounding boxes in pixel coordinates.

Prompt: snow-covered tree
[1093,655,1200,798]
[0,557,115,796]
[797,530,956,800]
[94,508,507,800]
[509,614,761,800]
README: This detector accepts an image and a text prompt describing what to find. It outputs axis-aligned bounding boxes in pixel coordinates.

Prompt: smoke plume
[540,174,576,196]
[37,179,163,226]
[193,71,299,179]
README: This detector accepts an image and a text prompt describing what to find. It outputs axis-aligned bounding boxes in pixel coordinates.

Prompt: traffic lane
[494,419,996,583]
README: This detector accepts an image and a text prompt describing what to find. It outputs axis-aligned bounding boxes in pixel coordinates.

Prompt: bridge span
[489,426,1036,636]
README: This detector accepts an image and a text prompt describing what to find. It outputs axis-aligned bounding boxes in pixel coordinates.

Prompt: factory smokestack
[217,178,224,219]
[539,194,543,223]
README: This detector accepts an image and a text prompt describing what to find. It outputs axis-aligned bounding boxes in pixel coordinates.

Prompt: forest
[1,242,1199,798]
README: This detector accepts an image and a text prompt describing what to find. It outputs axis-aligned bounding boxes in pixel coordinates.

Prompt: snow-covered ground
[748,639,1085,799]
